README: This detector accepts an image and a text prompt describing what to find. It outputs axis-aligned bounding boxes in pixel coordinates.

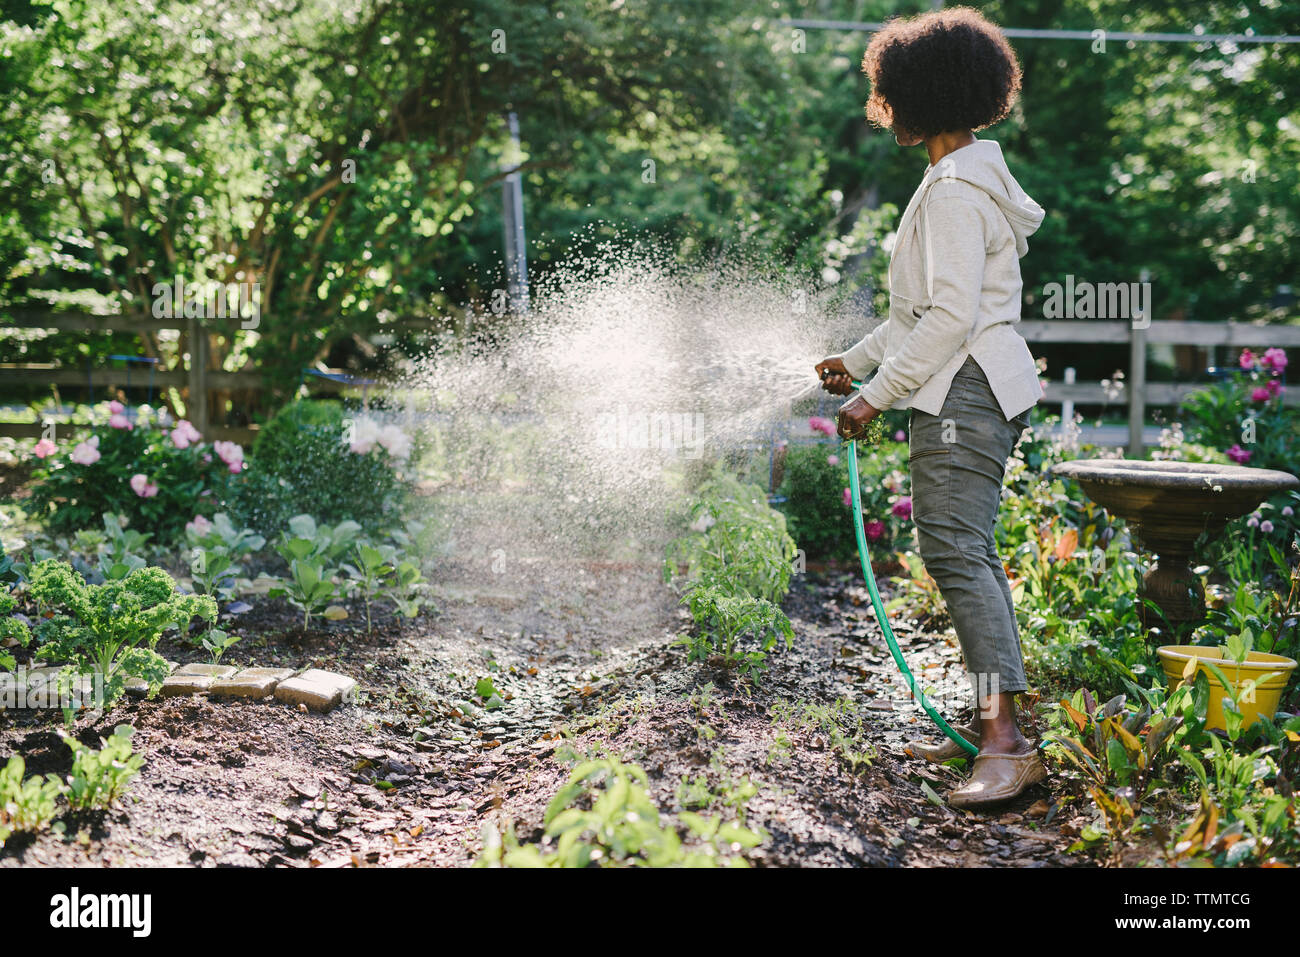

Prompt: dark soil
[0,561,1086,867]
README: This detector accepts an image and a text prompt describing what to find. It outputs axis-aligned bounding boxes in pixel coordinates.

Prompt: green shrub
[228,399,410,535]
[777,441,912,562]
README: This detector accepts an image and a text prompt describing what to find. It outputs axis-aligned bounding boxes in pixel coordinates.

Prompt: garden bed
[1,562,1084,867]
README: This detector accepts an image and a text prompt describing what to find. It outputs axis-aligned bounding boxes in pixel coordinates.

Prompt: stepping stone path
[161,664,357,713]
[3,662,358,714]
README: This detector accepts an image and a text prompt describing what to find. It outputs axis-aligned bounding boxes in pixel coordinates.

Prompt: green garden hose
[842,382,979,758]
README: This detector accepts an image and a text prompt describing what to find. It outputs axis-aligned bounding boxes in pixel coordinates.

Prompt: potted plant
[1157,634,1296,732]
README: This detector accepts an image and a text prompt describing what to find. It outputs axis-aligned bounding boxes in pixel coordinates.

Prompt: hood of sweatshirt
[923,139,1045,257]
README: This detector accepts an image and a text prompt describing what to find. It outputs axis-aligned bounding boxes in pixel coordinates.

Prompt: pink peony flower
[1251,386,1271,402]
[1226,444,1252,464]
[68,435,100,466]
[185,515,213,537]
[108,400,125,414]
[129,473,158,498]
[1262,347,1288,373]
[1238,349,1255,370]
[894,430,907,442]
[32,438,57,459]
[865,519,885,541]
[842,487,852,508]
[170,419,202,449]
[809,416,837,437]
[826,454,840,467]
[213,440,245,474]
[108,413,133,430]
[1266,378,1282,398]
[892,497,913,520]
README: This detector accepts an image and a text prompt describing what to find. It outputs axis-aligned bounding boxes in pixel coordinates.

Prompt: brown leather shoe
[909,724,979,763]
[946,750,1047,810]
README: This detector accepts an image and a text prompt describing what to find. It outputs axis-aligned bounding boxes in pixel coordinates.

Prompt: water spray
[838,378,979,758]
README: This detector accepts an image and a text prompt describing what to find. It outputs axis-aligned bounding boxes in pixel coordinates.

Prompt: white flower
[348,416,382,454]
[376,424,412,461]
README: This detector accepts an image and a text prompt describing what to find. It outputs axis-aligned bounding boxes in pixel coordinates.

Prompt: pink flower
[1260,520,1275,533]
[169,419,203,449]
[108,413,133,430]
[129,473,158,498]
[892,497,913,520]
[865,519,885,541]
[185,515,213,537]
[1262,348,1288,373]
[1282,506,1294,517]
[108,400,125,414]
[1266,378,1282,398]
[809,416,837,437]
[68,436,100,466]
[1251,386,1271,402]
[1247,515,1260,528]
[1239,349,1255,370]
[32,438,57,459]
[894,430,907,442]
[826,454,840,467]
[842,487,852,508]
[1226,444,1252,464]
[213,440,245,474]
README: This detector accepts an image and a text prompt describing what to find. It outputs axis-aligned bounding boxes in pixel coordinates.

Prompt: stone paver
[273,669,358,713]
[161,674,215,697]
[210,667,294,700]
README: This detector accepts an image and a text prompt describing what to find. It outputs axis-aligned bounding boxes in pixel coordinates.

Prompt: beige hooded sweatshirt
[840,139,1045,421]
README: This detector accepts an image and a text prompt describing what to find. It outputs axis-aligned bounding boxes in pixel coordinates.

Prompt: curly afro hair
[862,7,1021,140]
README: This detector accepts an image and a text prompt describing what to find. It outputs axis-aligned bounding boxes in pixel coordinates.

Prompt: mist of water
[400,240,876,573]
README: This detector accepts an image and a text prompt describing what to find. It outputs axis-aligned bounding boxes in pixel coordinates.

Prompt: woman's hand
[837,395,881,440]
[815,356,855,396]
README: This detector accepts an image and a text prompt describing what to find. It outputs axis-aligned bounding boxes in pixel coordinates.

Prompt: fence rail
[2,312,1298,455]
[0,311,367,445]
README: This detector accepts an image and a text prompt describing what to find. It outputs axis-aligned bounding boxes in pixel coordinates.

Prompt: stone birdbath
[1048,459,1299,631]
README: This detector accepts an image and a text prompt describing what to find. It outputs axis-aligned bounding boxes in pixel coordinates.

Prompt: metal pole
[1128,324,1147,457]
[502,112,530,314]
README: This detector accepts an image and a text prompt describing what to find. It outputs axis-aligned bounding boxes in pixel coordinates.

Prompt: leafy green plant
[344,543,394,632]
[665,471,796,603]
[385,559,426,619]
[0,585,31,672]
[0,755,63,846]
[676,584,794,681]
[475,755,764,868]
[269,559,337,630]
[62,725,145,811]
[27,559,215,705]
[201,628,242,666]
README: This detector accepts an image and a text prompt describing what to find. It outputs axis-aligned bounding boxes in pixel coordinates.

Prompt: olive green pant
[908,357,1032,699]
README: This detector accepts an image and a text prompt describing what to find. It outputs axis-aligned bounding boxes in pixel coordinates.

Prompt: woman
[816,7,1046,809]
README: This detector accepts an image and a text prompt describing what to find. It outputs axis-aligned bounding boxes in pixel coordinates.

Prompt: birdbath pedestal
[1048,459,1299,631]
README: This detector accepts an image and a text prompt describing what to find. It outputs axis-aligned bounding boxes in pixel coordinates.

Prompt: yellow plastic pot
[1157,645,1297,731]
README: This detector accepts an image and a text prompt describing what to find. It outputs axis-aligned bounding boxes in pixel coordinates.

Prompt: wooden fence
[0,311,367,446]
[2,312,1298,455]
